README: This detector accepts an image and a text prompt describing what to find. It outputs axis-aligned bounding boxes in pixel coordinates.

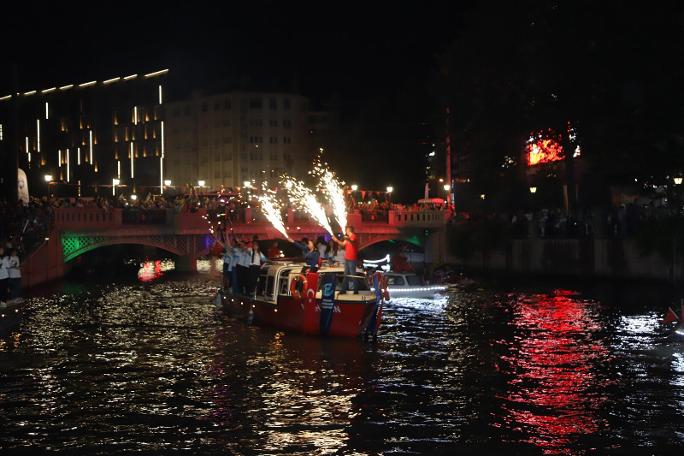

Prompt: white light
[117,160,121,177]
[529,186,537,194]
[161,120,165,157]
[25,136,28,153]
[675,177,683,185]
[58,149,62,167]
[130,194,138,201]
[164,179,172,186]
[89,130,93,163]
[77,147,81,165]
[103,77,121,85]
[44,102,48,120]
[130,142,134,179]
[243,181,251,188]
[78,80,97,88]
[428,151,436,157]
[351,184,358,191]
[480,194,486,200]
[0,95,11,101]
[66,148,70,182]
[59,84,74,91]
[443,184,451,191]
[133,106,138,125]
[386,186,393,193]
[44,175,52,182]
[113,178,119,196]
[23,90,36,96]
[36,119,40,152]
[158,85,163,104]
[41,87,57,94]
[198,180,206,187]
[123,74,138,81]
[144,69,169,78]
[112,178,120,186]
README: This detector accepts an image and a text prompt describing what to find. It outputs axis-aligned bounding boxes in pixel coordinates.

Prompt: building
[0,69,168,197]
[164,91,321,189]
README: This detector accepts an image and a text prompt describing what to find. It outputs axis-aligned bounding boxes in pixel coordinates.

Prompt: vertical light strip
[133,106,138,125]
[25,136,29,153]
[117,160,121,178]
[58,149,62,167]
[45,102,49,120]
[158,85,163,104]
[66,148,70,182]
[77,147,81,165]
[36,119,40,152]
[160,120,165,191]
[89,130,93,163]
[130,142,134,178]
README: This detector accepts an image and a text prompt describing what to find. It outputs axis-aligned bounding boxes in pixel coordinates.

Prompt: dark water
[2,269,684,455]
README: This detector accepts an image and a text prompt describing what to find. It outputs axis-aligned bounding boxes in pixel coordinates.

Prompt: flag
[662,307,679,325]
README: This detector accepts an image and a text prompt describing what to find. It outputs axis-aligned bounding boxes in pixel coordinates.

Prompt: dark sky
[1,3,464,102]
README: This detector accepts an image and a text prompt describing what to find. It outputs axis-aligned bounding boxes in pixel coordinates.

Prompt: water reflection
[497,290,609,454]
[137,259,175,282]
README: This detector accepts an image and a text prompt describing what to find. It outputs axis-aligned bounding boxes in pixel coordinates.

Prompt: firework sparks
[282,175,334,235]
[312,160,347,232]
[256,183,290,240]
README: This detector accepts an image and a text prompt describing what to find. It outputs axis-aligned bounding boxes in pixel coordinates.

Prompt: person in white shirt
[235,239,251,295]
[0,248,9,303]
[245,240,267,295]
[8,249,21,299]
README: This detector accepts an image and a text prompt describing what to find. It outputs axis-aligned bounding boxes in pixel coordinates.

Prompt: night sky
[4,2,684,201]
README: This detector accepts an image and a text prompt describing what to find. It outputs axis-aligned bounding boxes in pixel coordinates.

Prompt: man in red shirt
[333,226,359,293]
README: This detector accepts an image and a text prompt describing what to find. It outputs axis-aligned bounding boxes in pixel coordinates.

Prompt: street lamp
[112,178,120,196]
[675,177,683,185]
[243,181,252,188]
[130,194,138,201]
[480,193,486,200]
[164,179,172,187]
[529,186,537,194]
[44,174,53,182]
[351,184,358,191]
[443,184,451,192]
[386,186,393,193]
[197,180,206,187]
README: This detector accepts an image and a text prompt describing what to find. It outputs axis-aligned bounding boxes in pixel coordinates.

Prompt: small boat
[381,272,447,300]
[217,261,386,338]
[0,298,25,334]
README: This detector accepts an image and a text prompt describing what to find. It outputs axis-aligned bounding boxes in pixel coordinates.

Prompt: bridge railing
[389,209,449,227]
[53,207,122,229]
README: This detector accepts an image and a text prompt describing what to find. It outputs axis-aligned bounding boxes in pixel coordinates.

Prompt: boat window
[317,273,370,292]
[386,275,405,286]
[256,274,268,296]
[278,269,292,295]
[406,275,424,286]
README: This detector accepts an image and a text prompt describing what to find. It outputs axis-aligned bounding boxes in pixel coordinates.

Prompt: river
[1,261,684,454]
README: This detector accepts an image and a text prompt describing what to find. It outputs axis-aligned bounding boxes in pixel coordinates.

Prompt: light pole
[386,186,393,204]
[112,178,120,196]
[44,174,53,197]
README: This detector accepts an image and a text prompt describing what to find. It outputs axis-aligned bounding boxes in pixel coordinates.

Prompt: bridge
[21,206,449,288]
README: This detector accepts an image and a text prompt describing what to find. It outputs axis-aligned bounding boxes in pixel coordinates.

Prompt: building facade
[164,91,319,189]
[0,69,168,197]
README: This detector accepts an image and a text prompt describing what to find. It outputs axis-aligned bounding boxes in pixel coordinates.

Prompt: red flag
[663,307,679,325]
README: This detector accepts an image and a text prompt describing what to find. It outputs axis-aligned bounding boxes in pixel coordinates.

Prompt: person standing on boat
[235,239,251,295]
[8,249,21,299]
[294,238,320,271]
[333,226,359,294]
[246,240,267,295]
[0,248,9,303]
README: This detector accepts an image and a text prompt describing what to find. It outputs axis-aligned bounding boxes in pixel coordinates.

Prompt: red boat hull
[219,292,382,338]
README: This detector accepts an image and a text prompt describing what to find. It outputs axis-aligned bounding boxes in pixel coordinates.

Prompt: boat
[217,261,387,338]
[0,298,25,334]
[380,272,447,300]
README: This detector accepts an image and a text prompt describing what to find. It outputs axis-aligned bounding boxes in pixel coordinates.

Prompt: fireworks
[256,183,290,240]
[281,175,333,235]
[312,160,347,232]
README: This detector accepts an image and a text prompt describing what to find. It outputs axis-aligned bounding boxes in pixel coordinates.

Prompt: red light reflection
[498,290,609,454]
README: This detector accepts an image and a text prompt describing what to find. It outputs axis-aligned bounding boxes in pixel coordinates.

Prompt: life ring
[290,274,308,301]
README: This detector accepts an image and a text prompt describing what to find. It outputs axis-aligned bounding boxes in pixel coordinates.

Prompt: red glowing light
[526,131,565,166]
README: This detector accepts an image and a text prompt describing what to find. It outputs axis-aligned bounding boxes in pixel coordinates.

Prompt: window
[249,119,263,127]
[249,98,263,109]
[283,119,292,129]
[283,98,291,110]
[269,98,277,110]
[386,275,405,286]
[270,150,278,160]
[406,275,424,286]
[283,136,292,144]
[269,136,278,144]
[269,119,278,127]
[240,153,247,161]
